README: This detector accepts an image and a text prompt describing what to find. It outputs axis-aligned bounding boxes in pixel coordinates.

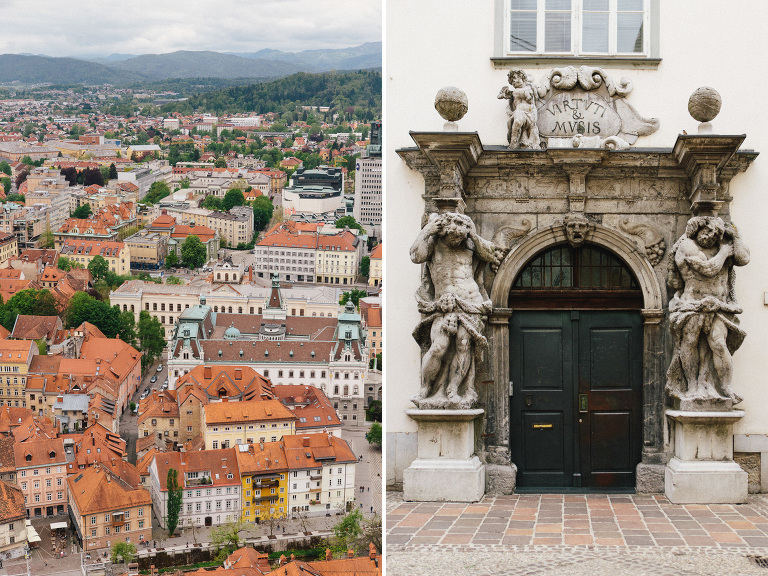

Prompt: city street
[342,423,383,517]
[121,358,167,464]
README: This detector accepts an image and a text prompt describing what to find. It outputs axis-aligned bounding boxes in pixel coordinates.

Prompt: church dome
[224,323,240,340]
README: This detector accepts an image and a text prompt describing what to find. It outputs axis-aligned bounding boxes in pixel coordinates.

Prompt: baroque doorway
[509,244,643,489]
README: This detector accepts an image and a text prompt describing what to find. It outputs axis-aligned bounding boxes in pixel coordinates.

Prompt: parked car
[150,375,157,383]
[161,383,168,391]
[156,364,163,372]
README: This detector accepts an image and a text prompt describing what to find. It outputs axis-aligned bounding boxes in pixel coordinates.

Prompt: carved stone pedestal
[403,409,485,502]
[664,410,747,504]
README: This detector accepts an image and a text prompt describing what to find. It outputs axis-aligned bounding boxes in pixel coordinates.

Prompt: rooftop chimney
[347,549,354,559]
[302,437,310,448]
[325,549,332,561]
[369,542,376,559]
[279,555,286,566]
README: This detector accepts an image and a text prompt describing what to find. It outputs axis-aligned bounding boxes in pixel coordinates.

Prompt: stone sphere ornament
[434,86,468,131]
[688,87,721,134]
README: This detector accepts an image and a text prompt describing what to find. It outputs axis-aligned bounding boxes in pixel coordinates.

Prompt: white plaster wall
[385,0,768,477]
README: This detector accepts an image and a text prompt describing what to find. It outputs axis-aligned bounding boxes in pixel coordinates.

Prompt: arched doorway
[508,243,644,489]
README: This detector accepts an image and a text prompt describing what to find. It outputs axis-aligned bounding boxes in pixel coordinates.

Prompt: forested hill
[160,70,381,116]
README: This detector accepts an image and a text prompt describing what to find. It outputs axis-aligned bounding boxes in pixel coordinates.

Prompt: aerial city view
[0,2,382,575]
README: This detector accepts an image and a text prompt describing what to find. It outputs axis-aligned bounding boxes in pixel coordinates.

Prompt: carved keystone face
[696,221,722,249]
[564,214,590,248]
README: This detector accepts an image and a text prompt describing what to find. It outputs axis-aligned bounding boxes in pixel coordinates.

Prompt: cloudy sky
[0,0,382,58]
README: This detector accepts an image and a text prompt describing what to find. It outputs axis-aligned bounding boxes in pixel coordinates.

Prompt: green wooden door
[510,310,642,488]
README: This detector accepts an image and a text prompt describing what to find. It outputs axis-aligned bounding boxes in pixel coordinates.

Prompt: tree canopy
[0,289,60,331]
[72,202,93,218]
[64,292,123,338]
[86,254,109,280]
[165,251,179,268]
[252,196,274,231]
[367,422,382,446]
[138,311,165,368]
[166,468,183,536]
[339,289,367,309]
[110,542,136,565]
[222,188,245,211]
[335,215,365,233]
[201,195,223,210]
[181,235,207,269]
[144,180,171,205]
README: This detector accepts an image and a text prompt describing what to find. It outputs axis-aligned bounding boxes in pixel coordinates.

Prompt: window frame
[494,0,659,64]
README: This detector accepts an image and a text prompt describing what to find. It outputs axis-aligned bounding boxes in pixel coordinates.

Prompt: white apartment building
[353,145,382,235]
[148,448,241,529]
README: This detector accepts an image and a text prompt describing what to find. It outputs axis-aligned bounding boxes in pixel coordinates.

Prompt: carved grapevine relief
[618,217,667,266]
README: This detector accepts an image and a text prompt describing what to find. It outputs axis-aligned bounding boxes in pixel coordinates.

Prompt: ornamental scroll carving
[503,65,660,149]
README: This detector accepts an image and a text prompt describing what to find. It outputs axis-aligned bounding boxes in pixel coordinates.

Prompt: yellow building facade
[236,442,289,522]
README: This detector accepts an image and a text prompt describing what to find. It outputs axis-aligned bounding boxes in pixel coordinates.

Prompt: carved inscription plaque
[538,91,621,138]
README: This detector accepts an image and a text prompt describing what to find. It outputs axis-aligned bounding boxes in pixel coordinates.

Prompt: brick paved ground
[386,491,768,575]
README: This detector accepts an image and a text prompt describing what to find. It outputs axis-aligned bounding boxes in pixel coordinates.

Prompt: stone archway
[482,223,666,492]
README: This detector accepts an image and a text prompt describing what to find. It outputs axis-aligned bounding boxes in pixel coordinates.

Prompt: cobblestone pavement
[344,424,383,518]
[386,491,768,575]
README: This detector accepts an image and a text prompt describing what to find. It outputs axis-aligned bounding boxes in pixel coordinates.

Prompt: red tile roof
[68,464,151,516]
[0,480,25,523]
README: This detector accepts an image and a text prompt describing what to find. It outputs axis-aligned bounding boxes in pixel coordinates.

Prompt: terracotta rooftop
[14,436,66,469]
[60,239,124,258]
[370,243,382,259]
[0,339,35,359]
[67,464,151,516]
[267,550,382,576]
[153,448,241,491]
[177,365,274,401]
[235,441,288,475]
[0,480,25,524]
[10,315,60,341]
[0,436,15,474]
[138,390,179,425]
[272,386,341,431]
[204,399,296,426]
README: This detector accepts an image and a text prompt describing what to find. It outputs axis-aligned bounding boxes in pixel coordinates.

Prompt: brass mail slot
[533,423,553,429]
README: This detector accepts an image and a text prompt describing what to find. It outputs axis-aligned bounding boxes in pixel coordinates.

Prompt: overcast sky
[0,0,382,58]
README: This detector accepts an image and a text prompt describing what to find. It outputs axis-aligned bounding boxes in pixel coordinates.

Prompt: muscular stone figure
[410,212,504,409]
[666,216,749,404]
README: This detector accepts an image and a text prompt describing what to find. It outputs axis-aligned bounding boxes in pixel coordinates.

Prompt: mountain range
[0,42,381,86]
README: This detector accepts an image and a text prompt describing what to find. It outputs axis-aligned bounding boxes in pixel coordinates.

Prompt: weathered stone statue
[666,216,750,404]
[563,212,591,248]
[498,69,541,150]
[410,212,504,409]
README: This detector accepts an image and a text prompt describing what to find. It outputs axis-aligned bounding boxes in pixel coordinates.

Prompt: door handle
[525,394,533,407]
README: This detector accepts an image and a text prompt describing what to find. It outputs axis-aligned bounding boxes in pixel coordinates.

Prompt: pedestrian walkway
[385,491,768,575]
